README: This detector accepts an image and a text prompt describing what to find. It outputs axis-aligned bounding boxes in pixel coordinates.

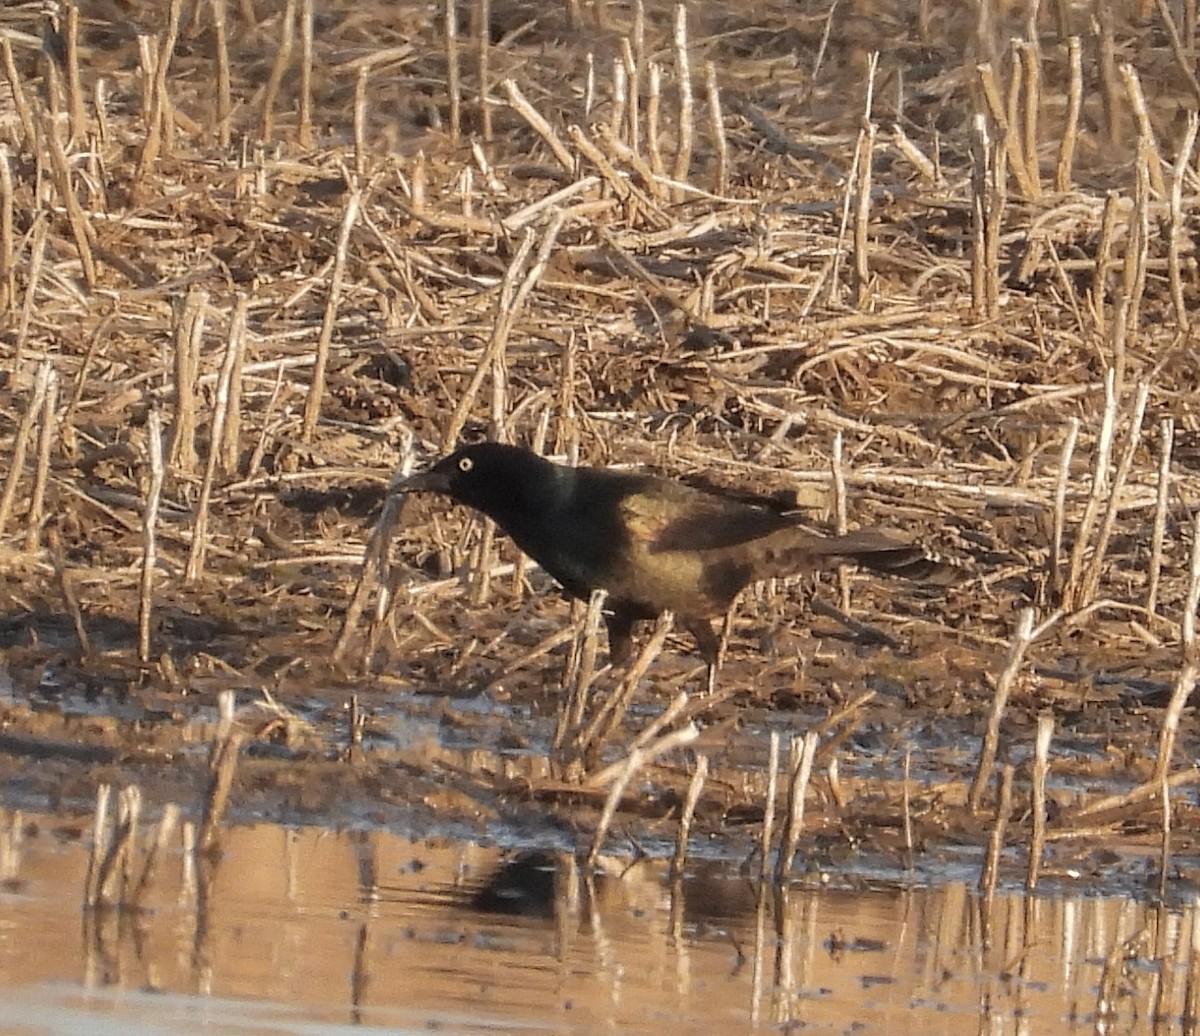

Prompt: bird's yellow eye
[458,456,474,473]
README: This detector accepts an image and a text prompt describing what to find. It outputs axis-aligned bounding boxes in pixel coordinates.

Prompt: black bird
[398,443,935,665]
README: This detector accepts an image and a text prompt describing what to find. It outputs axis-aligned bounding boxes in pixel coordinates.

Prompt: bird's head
[396,442,561,522]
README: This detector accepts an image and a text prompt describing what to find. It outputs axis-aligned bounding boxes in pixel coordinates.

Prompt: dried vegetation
[2,0,1200,890]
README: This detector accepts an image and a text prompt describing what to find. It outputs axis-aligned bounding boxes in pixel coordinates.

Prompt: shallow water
[1,816,1197,1035]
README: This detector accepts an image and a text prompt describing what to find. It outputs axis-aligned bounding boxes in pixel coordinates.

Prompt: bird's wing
[617,484,794,552]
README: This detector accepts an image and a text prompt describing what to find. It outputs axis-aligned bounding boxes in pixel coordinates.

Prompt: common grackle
[398,443,937,665]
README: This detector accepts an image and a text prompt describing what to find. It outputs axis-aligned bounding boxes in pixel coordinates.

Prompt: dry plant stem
[1151,512,1200,784]
[40,111,98,290]
[569,590,607,728]
[759,731,781,885]
[94,78,112,151]
[0,361,51,536]
[632,0,646,99]
[410,150,426,212]
[902,746,913,858]
[301,186,363,442]
[892,123,937,182]
[1155,0,1200,104]
[445,0,461,144]
[442,218,530,445]
[671,4,693,201]
[1055,37,1082,191]
[186,297,250,582]
[670,754,709,882]
[1078,381,1150,605]
[979,764,1014,904]
[1120,64,1166,196]
[1026,713,1054,891]
[554,589,607,762]
[1168,115,1198,330]
[969,114,990,318]
[199,691,242,853]
[502,175,600,233]
[583,53,594,123]
[85,116,105,210]
[775,731,819,884]
[475,0,492,142]
[704,61,727,195]
[569,125,666,227]
[852,120,876,306]
[138,410,166,664]
[1,38,37,146]
[1063,369,1118,611]
[218,297,248,473]
[492,213,566,433]
[97,786,142,907]
[818,745,843,809]
[829,130,861,303]
[48,526,90,655]
[333,435,415,665]
[14,217,47,361]
[631,695,697,767]
[442,213,563,450]
[1159,776,1172,900]
[64,3,86,145]
[1016,42,1041,197]
[969,608,1034,812]
[1049,418,1080,598]
[0,144,12,311]
[622,38,639,152]
[1091,192,1120,333]
[130,803,179,909]
[83,784,111,908]
[354,69,368,177]
[260,0,295,142]
[611,61,627,149]
[138,36,154,119]
[1147,418,1174,618]
[984,133,1005,318]
[831,431,850,611]
[1072,759,1200,823]
[580,614,673,761]
[1122,146,1151,345]
[598,126,667,201]
[136,0,183,177]
[556,330,577,455]
[211,0,231,146]
[976,63,1035,200]
[586,722,700,868]
[1098,7,1120,146]
[293,0,314,147]
[587,748,647,869]
[169,290,206,476]
[646,62,663,176]
[467,520,496,607]
[24,367,59,550]
[812,0,837,83]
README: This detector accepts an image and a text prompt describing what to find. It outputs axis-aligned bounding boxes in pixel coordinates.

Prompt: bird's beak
[389,467,450,496]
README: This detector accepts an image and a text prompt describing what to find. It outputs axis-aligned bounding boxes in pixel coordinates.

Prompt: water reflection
[1,813,1198,1033]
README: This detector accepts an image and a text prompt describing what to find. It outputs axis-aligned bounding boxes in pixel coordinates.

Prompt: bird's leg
[604,608,636,667]
[713,608,735,693]
[685,610,736,694]
[682,617,722,693]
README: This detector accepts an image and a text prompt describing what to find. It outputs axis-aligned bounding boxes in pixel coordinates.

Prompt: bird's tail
[748,528,961,585]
